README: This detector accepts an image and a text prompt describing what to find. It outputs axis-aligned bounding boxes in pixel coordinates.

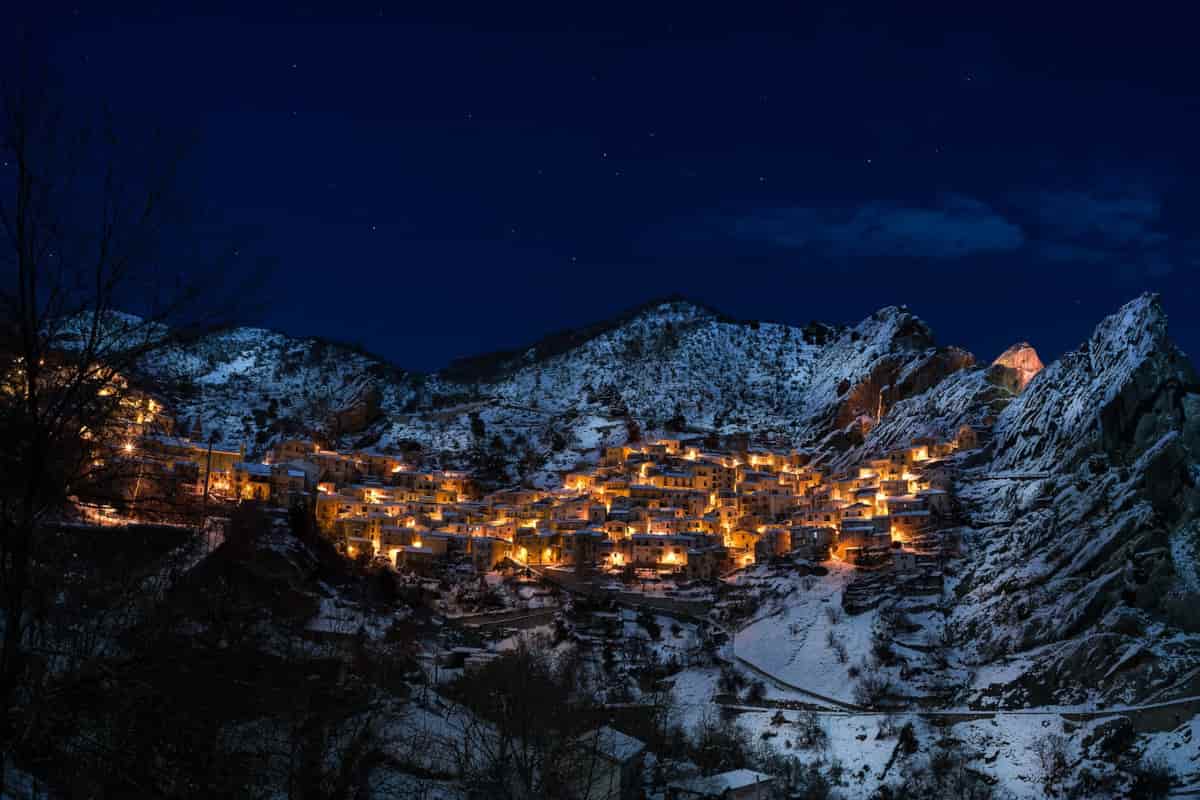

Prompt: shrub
[690,712,754,774]
[825,629,848,663]
[636,608,662,641]
[718,665,744,695]
[1098,717,1136,759]
[871,629,897,666]
[1031,733,1070,792]
[745,679,767,704]
[793,760,833,800]
[853,667,894,708]
[794,710,828,750]
[1129,755,1174,800]
[1066,766,1119,800]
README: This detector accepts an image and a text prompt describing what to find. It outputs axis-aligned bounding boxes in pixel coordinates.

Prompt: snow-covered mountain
[136,326,417,450]
[130,299,973,484]
[948,294,1200,706]
[67,293,1200,707]
[818,293,1200,706]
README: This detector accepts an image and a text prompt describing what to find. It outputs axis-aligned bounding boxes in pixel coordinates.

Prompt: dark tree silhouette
[0,50,258,790]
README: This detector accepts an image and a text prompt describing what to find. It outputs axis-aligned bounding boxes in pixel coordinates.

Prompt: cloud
[718,182,1197,282]
[1028,187,1162,245]
[732,193,1025,259]
[1019,186,1188,279]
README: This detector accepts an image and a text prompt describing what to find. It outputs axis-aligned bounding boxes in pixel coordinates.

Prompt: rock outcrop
[951,294,1200,705]
[990,342,1043,393]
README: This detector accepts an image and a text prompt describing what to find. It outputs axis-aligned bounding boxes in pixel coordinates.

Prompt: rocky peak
[952,293,1200,705]
[991,342,1044,393]
[851,305,935,352]
[991,294,1193,474]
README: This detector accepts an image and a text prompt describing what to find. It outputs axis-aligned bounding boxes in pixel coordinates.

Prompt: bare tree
[0,49,258,789]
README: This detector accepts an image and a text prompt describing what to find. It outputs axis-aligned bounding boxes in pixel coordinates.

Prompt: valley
[13,292,1200,799]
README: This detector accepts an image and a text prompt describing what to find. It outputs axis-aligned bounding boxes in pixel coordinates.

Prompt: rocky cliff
[948,294,1200,705]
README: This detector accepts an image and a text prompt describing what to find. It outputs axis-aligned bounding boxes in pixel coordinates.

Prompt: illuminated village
[22,298,1200,800]
[7,6,1198,792]
[108,383,973,589]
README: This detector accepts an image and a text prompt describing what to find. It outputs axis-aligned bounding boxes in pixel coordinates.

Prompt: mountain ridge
[51,292,1200,708]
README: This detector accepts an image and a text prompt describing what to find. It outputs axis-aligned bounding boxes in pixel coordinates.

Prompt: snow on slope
[366,300,971,485]
[136,326,416,451]
[991,292,1191,473]
[733,563,875,705]
[948,294,1200,706]
[718,295,1200,712]
[112,299,973,483]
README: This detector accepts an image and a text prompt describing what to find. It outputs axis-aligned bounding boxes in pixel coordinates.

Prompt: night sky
[21,4,1200,372]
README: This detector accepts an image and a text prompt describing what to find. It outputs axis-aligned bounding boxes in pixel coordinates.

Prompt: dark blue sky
[24,3,1200,371]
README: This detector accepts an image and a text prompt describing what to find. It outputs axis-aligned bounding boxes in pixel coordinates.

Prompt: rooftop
[669,769,774,794]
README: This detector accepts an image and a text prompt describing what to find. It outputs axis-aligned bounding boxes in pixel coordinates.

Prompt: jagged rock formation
[991,342,1044,393]
[808,294,1200,705]
[951,294,1200,705]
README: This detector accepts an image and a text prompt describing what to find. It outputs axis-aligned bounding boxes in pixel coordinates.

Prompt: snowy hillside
[136,326,417,451]
[381,301,973,484]
[74,294,1200,710]
[119,299,973,486]
[949,294,1200,706]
